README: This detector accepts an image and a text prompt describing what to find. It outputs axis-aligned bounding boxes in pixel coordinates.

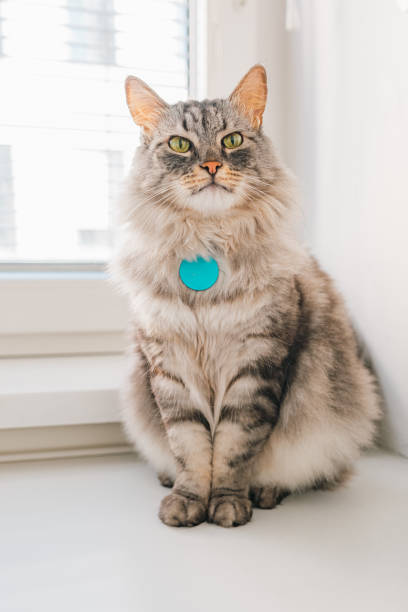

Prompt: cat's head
[125,65,276,216]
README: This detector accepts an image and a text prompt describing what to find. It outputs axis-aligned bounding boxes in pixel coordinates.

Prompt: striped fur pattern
[112,66,381,528]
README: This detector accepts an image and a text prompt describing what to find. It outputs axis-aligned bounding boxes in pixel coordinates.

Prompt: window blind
[0,0,190,265]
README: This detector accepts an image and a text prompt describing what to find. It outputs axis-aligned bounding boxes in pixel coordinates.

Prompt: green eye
[169,136,191,153]
[222,132,243,149]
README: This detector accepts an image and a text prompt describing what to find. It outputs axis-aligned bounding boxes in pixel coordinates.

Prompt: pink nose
[200,160,222,175]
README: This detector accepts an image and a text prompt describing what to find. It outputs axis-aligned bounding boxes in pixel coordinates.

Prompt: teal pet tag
[179,256,219,291]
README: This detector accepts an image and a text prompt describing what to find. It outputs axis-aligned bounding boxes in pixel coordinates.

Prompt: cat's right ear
[125,76,168,135]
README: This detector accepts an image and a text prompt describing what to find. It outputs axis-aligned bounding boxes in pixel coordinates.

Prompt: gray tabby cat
[112,65,381,528]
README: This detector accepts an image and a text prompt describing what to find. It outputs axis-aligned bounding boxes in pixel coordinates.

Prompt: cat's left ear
[125,76,168,135]
[229,64,267,129]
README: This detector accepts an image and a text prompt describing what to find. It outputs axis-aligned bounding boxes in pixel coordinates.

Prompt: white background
[284,0,408,457]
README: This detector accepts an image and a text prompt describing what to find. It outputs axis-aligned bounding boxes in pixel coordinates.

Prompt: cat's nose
[200,160,222,175]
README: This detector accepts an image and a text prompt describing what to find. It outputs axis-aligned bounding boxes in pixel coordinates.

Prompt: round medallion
[179,256,219,291]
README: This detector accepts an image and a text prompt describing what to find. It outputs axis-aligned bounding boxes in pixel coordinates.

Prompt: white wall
[285,0,408,456]
[206,0,288,155]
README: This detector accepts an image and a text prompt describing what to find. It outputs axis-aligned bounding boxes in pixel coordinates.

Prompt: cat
[111,65,381,528]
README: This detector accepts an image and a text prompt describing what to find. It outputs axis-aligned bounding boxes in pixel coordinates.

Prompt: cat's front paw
[159,493,206,527]
[208,495,252,528]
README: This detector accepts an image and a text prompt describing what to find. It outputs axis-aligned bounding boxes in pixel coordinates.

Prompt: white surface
[1,450,407,612]
[285,0,408,457]
[0,276,128,338]
[0,354,124,428]
[0,331,125,357]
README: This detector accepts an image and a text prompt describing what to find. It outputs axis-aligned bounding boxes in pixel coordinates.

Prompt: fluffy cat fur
[111,65,381,528]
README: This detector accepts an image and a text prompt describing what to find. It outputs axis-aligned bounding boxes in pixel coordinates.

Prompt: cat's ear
[229,65,267,129]
[125,76,168,134]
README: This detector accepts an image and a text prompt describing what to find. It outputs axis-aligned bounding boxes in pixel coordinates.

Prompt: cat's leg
[250,392,363,503]
[151,378,212,528]
[208,370,282,527]
[157,404,212,526]
[134,331,213,528]
[249,455,352,508]
[122,345,177,480]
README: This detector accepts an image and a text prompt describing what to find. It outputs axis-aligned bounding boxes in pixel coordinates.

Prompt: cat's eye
[222,132,243,149]
[169,136,191,153]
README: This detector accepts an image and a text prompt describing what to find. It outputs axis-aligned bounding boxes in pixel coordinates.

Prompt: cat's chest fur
[131,274,296,428]
[121,210,300,425]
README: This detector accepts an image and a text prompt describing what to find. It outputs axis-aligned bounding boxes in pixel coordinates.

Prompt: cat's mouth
[195,181,232,194]
[185,178,237,213]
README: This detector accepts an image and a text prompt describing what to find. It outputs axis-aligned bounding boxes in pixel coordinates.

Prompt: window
[0,0,190,266]
[0,0,201,356]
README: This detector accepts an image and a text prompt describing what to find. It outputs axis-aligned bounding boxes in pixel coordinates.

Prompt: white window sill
[1,450,407,612]
[0,354,125,429]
